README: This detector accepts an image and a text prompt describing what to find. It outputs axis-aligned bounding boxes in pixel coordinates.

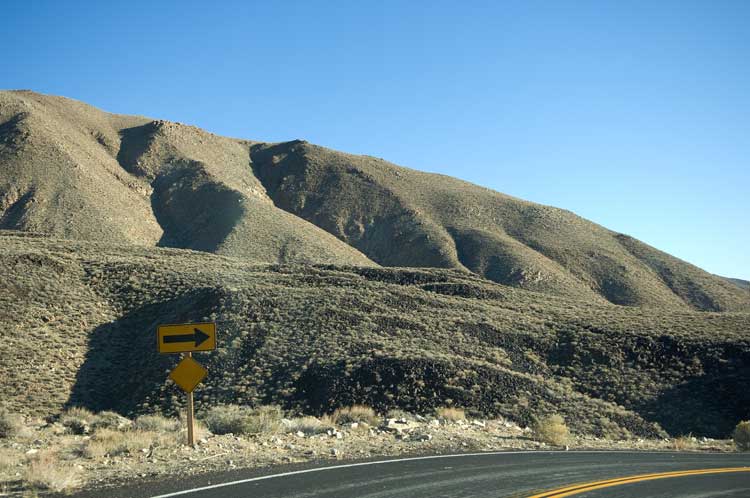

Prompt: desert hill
[0,91,374,266]
[1,90,748,311]
[1,232,748,438]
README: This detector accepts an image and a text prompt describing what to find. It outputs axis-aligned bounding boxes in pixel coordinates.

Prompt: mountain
[1,90,748,312]
[1,231,748,438]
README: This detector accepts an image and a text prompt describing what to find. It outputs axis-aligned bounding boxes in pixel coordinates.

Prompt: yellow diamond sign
[169,356,208,393]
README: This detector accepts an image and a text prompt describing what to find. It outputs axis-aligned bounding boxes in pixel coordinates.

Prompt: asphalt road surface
[72,451,750,498]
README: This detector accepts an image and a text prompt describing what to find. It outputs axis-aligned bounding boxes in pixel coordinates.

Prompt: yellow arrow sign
[169,356,208,393]
[157,322,216,354]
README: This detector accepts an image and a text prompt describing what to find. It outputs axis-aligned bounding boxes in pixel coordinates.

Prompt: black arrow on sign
[163,328,211,347]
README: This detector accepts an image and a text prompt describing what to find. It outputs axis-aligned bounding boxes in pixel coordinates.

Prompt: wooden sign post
[158,323,216,446]
[186,353,195,446]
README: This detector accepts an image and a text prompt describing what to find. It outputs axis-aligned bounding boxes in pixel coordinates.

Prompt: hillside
[1,232,749,438]
[724,277,750,291]
[0,91,374,266]
[1,90,748,311]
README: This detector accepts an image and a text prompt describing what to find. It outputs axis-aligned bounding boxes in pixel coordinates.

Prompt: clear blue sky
[4,0,749,279]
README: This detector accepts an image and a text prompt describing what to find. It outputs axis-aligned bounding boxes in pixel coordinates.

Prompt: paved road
[72,451,750,498]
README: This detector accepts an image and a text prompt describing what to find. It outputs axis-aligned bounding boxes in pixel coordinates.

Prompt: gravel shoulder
[0,414,735,497]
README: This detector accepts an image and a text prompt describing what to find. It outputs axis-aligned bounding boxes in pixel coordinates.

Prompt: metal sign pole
[186,352,195,446]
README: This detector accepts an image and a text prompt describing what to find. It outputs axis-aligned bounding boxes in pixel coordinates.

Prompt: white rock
[25,449,38,455]
[471,420,486,428]
[295,431,305,438]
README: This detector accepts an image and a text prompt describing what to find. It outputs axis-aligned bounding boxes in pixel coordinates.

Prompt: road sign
[157,322,216,353]
[169,355,208,393]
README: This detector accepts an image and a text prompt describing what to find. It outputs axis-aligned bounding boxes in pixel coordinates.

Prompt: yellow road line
[527,467,750,497]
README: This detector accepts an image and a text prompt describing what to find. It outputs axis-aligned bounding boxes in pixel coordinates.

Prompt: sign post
[186,353,195,446]
[158,323,216,446]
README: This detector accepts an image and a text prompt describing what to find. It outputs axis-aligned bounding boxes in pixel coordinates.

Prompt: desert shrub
[60,406,95,435]
[332,405,380,426]
[733,420,750,451]
[286,416,332,435]
[671,434,694,451]
[90,411,131,431]
[0,407,25,438]
[202,406,247,435]
[532,414,570,446]
[435,407,466,422]
[133,414,181,433]
[202,405,281,435]
[24,451,80,492]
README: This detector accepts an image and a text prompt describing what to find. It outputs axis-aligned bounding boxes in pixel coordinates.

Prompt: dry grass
[435,407,466,422]
[24,451,81,493]
[532,414,570,446]
[83,429,143,459]
[83,427,179,459]
[0,448,22,473]
[733,421,750,451]
[332,405,380,426]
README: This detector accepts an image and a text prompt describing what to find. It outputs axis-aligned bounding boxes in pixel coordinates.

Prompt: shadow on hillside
[116,122,157,176]
[66,289,222,415]
[150,161,245,252]
[639,363,750,438]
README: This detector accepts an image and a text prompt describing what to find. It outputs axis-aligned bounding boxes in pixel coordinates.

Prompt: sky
[4,0,749,279]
